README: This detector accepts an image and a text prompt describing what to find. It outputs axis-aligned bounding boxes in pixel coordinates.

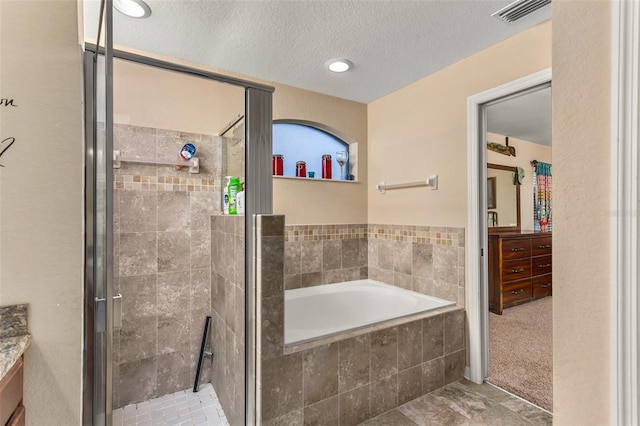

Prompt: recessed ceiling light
[114,0,152,18]
[326,59,353,73]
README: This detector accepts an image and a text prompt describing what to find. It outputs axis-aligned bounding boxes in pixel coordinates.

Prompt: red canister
[296,161,307,178]
[272,154,283,176]
[322,154,332,179]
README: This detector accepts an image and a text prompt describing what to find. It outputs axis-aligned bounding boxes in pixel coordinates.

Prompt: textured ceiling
[487,86,551,146]
[84,0,550,103]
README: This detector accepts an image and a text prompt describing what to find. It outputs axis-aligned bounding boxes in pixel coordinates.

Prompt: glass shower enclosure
[83,2,274,423]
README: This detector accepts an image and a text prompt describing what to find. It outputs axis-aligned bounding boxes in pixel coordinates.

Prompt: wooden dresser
[488,231,552,314]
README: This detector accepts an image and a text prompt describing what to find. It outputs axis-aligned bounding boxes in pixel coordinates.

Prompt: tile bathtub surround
[257,215,286,361]
[367,224,465,307]
[260,217,466,425]
[113,124,221,409]
[283,224,465,307]
[284,224,368,290]
[260,309,466,425]
[211,215,245,426]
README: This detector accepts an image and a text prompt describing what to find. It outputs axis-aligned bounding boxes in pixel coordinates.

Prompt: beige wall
[552,1,610,424]
[273,85,367,225]
[487,133,552,230]
[0,1,83,424]
[113,52,368,226]
[367,20,551,227]
[114,59,244,134]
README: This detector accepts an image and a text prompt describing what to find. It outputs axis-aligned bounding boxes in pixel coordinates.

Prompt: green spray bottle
[228,177,241,215]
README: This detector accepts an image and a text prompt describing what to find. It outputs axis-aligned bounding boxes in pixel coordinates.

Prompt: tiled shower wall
[259,216,466,425]
[112,124,221,408]
[284,224,465,306]
[210,215,245,426]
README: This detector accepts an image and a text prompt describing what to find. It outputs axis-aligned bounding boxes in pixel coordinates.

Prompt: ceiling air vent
[491,0,551,22]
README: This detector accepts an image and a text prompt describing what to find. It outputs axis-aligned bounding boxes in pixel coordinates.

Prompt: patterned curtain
[533,162,552,232]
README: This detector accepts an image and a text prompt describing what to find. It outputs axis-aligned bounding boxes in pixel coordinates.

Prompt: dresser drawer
[532,236,552,256]
[533,274,552,299]
[532,255,552,275]
[501,238,532,260]
[502,280,532,308]
[502,258,531,282]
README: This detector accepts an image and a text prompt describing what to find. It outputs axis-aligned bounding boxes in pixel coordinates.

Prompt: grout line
[396,323,401,407]
[154,145,160,395]
[367,332,372,423]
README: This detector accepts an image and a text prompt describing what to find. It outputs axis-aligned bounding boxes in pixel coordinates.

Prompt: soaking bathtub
[284,279,455,345]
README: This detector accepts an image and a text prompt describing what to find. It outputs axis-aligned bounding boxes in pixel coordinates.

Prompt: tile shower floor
[112,384,229,426]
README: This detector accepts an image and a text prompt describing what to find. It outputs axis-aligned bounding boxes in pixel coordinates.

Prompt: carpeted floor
[488,297,553,412]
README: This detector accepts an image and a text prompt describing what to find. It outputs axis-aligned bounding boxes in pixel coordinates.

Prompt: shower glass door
[84,7,274,420]
[84,0,114,424]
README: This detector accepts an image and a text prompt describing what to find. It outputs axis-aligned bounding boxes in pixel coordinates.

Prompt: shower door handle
[113,294,122,331]
[95,294,123,332]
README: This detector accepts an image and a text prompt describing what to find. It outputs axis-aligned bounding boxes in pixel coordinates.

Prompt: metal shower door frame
[83,0,115,423]
[82,42,274,425]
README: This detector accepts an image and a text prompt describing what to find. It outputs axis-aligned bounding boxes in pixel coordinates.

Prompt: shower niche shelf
[272,175,358,183]
[113,150,200,174]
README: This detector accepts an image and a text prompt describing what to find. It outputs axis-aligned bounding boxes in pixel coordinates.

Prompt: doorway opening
[466,69,552,411]
[484,85,553,412]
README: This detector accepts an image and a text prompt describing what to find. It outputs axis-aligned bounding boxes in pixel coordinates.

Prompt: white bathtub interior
[284,279,456,345]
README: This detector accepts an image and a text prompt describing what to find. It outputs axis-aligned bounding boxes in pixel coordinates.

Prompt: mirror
[487,163,521,231]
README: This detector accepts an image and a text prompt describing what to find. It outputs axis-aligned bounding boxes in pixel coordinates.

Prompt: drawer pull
[538,244,551,249]
[511,247,525,252]
[540,283,552,288]
[511,268,525,273]
[538,264,551,268]
[511,289,524,295]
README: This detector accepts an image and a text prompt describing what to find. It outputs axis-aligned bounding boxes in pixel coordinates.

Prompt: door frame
[468,5,640,418]
[465,68,552,383]
[610,1,639,424]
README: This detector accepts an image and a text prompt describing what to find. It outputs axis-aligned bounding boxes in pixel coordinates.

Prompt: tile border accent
[285,224,464,247]
[115,175,218,192]
[368,224,464,247]
[285,224,367,242]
